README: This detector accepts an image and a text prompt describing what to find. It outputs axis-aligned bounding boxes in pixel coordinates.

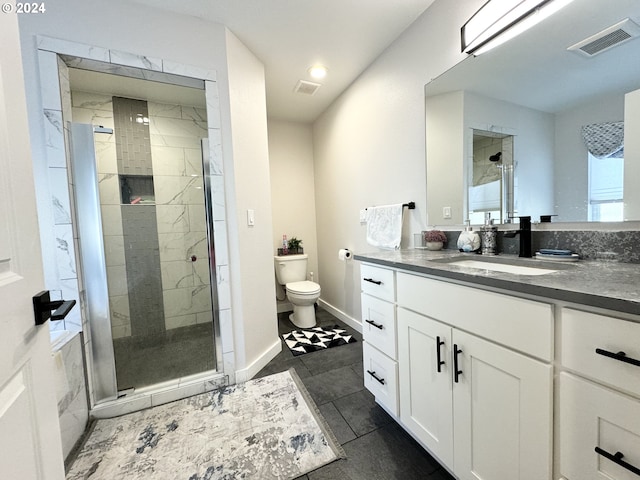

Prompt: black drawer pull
[436,336,445,373]
[366,370,385,385]
[365,319,384,330]
[453,344,463,383]
[595,447,640,476]
[595,348,640,368]
[363,278,382,285]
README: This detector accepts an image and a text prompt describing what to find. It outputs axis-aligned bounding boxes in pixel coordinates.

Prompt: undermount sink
[431,256,559,276]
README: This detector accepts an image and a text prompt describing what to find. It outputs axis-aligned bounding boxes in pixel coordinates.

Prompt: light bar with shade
[461,0,574,55]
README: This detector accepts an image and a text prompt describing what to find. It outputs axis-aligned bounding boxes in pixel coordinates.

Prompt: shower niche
[120,175,155,205]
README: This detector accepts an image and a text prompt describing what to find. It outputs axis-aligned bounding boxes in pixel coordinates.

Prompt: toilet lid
[286,280,321,295]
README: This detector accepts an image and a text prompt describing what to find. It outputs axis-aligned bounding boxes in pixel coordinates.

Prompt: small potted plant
[423,230,447,251]
[287,237,303,255]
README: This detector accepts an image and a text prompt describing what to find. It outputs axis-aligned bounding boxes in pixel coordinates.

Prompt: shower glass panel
[72,85,216,391]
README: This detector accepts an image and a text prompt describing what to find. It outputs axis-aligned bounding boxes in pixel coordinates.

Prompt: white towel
[366,204,404,250]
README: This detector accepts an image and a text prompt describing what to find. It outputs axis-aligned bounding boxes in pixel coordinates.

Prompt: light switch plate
[443,206,452,219]
[359,209,368,223]
[247,209,255,226]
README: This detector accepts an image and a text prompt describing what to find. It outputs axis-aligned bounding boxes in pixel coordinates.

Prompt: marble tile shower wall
[39,52,82,334]
[472,136,503,185]
[72,91,214,337]
[148,100,214,332]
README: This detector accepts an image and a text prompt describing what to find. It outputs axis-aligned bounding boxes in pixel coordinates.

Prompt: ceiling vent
[568,18,640,57]
[294,80,321,96]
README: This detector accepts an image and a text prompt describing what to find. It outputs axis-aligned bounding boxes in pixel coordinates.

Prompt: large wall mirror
[426,0,640,226]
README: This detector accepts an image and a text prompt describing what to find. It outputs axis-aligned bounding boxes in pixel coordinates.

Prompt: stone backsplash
[442,230,640,263]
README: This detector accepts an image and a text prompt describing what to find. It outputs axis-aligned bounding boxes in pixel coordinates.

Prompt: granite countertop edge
[354,249,640,316]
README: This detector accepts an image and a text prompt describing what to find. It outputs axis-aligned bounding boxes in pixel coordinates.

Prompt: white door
[452,329,553,480]
[0,5,65,480]
[398,308,454,469]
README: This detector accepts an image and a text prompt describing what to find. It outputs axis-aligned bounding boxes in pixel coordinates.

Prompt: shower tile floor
[257,309,454,480]
[113,322,215,390]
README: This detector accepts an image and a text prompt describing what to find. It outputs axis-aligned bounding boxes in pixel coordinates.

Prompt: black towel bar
[366,202,415,210]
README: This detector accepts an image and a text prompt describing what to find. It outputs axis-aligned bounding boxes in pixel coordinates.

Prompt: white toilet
[274,254,321,328]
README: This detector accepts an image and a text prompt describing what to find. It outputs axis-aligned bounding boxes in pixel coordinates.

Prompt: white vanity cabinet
[358,257,640,480]
[360,264,398,416]
[559,308,640,480]
[396,272,554,480]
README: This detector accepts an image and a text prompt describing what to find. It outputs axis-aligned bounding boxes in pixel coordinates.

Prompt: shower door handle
[33,290,77,326]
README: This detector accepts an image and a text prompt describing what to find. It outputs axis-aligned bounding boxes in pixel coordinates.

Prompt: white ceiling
[125,0,436,123]
[426,0,640,114]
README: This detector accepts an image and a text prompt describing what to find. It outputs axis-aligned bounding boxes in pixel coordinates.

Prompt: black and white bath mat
[282,325,357,356]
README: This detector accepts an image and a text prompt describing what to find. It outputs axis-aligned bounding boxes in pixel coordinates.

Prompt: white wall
[223,30,279,379]
[555,91,624,221]
[624,88,640,220]
[268,120,319,309]
[18,0,278,381]
[426,91,465,226]
[311,0,486,325]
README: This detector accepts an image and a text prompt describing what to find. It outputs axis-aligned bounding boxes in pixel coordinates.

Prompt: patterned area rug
[282,325,357,356]
[66,370,344,480]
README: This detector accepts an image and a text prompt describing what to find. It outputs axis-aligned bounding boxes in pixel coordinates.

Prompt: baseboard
[318,299,362,334]
[276,301,292,314]
[235,337,282,383]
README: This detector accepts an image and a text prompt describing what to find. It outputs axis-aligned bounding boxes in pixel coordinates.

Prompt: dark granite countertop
[354,249,640,316]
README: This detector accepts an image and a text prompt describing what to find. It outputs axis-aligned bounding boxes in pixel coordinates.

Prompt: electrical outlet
[443,206,452,219]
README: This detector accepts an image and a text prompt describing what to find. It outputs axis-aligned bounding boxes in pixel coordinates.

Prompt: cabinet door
[398,308,454,468]
[453,329,553,480]
[560,372,640,480]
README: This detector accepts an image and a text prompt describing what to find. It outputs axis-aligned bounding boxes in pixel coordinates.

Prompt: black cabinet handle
[363,278,382,285]
[33,290,77,326]
[596,348,640,368]
[365,319,384,330]
[453,344,463,383]
[595,447,640,476]
[436,336,445,373]
[366,370,385,385]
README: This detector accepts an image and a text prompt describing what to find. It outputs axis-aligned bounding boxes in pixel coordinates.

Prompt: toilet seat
[286,280,321,295]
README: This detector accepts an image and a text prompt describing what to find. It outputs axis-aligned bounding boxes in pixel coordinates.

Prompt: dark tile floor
[256,308,455,480]
[114,322,215,390]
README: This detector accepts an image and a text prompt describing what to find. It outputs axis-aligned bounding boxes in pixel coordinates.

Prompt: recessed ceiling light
[308,65,328,79]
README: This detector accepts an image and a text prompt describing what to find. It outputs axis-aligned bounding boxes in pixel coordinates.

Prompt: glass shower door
[104,96,215,390]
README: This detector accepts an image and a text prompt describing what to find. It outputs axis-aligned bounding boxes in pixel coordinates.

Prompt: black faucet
[503,215,532,257]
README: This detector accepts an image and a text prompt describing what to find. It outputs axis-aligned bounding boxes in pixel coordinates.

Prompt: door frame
[32,37,232,410]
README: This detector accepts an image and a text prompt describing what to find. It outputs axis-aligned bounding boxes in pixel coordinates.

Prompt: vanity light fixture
[308,65,328,79]
[462,0,574,55]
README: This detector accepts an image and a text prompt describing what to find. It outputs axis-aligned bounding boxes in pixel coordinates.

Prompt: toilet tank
[274,254,308,285]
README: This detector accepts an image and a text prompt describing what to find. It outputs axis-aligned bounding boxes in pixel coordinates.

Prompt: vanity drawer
[361,294,397,359]
[361,264,395,302]
[561,308,640,398]
[396,272,553,361]
[559,372,640,480]
[363,341,398,417]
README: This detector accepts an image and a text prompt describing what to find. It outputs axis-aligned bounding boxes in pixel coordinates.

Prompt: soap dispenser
[457,220,481,253]
[480,212,498,255]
